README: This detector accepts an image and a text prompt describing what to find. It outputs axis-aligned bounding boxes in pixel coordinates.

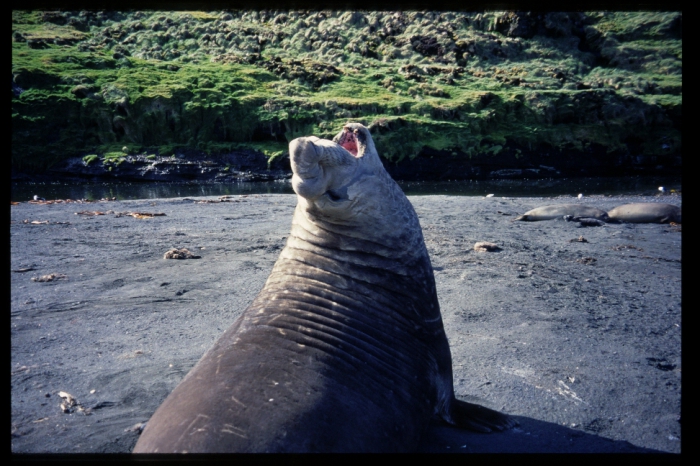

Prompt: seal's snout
[290,137,325,200]
[290,135,358,202]
[289,137,323,179]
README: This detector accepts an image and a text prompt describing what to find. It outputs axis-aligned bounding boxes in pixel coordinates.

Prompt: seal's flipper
[450,399,518,433]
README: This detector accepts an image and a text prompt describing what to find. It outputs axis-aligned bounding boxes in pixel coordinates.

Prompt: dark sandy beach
[10,193,681,454]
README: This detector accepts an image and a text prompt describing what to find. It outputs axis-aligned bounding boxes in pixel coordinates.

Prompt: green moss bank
[12,10,681,177]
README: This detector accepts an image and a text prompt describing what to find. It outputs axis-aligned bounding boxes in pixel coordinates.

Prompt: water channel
[11,175,682,202]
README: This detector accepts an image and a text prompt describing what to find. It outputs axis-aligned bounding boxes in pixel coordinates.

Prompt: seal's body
[607,203,681,223]
[133,123,513,453]
[515,204,609,222]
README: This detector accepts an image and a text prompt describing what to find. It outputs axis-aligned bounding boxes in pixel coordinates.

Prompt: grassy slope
[11,10,682,172]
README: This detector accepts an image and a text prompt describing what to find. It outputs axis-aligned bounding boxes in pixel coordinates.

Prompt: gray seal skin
[607,203,681,223]
[515,204,610,222]
[133,123,514,453]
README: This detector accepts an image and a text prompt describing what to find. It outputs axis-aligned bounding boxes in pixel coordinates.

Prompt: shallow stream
[11,175,681,202]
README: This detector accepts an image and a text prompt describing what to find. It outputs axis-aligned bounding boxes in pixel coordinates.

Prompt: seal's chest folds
[133,123,515,453]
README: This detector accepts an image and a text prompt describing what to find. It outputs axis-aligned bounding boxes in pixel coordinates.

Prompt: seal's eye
[325,190,342,202]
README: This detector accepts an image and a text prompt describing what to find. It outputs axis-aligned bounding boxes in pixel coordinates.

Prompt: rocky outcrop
[20,137,679,184]
[45,151,291,183]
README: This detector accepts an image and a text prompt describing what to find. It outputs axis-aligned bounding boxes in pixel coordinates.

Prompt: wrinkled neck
[278,203,439,317]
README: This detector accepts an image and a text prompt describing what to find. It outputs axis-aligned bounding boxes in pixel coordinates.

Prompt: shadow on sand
[419,416,669,453]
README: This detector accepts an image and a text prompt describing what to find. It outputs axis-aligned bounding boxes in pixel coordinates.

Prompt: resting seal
[607,203,681,224]
[133,123,514,453]
[515,204,609,222]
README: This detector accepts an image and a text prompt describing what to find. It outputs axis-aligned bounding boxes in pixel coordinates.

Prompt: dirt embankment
[11,194,681,453]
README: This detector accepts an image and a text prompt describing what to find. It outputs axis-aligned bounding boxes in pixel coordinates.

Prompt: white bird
[658,186,665,194]
[33,195,45,201]
[577,193,583,199]
[485,193,494,197]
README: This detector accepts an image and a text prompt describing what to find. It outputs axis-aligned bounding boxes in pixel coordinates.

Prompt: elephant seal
[133,123,514,453]
[515,204,609,222]
[607,203,681,223]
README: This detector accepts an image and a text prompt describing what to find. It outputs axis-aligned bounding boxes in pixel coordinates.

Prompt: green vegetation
[102,151,126,166]
[12,10,681,172]
[82,154,98,165]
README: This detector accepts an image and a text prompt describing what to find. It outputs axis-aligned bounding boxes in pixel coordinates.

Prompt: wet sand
[11,193,681,454]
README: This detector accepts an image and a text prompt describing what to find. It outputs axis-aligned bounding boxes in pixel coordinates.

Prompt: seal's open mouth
[337,127,359,157]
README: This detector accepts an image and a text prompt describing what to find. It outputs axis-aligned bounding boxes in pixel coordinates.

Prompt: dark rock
[70,84,99,99]
[27,39,50,49]
[411,36,444,57]
[495,11,537,38]
[41,11,67,25]
[577,218,606,227]
[46,151,291,184]
[12,79,25,97]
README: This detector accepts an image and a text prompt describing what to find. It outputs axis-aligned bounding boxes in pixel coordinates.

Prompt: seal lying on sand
[607,203,681,224]
[133,123,515,453]
[515,204,609,222]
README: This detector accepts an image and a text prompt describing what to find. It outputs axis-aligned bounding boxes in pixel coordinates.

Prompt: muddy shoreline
[11,194,681,454]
